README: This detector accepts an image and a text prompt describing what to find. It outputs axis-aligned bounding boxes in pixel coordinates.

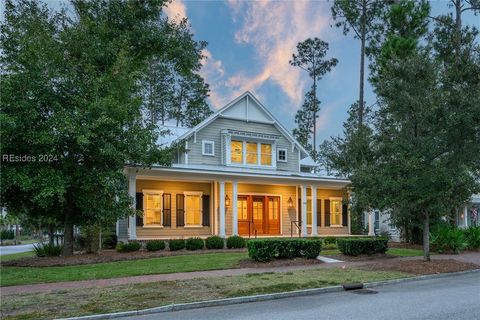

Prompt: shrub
[33,242,63,257]
[169,239,186,251]
[116,241,142,253]
[186,237,204,250]
[247,239,322,262]
[463,226,480,250]
[430,226,467,254]
[0,229,14,240]
[205,236,224,249]
[337,237,388,256]
[323,236,336,245]
[102,233,117,249]
[146,240,166,251]
[226,235,246,248]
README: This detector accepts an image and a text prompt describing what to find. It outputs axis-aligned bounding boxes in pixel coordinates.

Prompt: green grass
[0,267,410,320]
[387,248,424,257]
[0,252,248,287]
[0,251,34,262]
[320,249,340,256]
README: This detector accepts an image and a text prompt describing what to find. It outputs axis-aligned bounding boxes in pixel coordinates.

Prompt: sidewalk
[1,253,478,296]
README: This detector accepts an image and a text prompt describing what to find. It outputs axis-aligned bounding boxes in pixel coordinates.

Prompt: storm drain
[351,289,378,295]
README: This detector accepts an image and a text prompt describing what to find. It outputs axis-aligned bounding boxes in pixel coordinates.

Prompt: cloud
[163,0,187,21]
[200,49,229,108]
[225,0,331,105]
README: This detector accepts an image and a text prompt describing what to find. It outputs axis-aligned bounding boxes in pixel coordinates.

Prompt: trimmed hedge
[323,236,336,245]
[116,241,142,253]
[336,237,388,256]
[186,237,204,250]
[146,240,165,251]
[247,239,322,262]
[205,236,224,249]
[169,239,186,251]
[226,235,246,249]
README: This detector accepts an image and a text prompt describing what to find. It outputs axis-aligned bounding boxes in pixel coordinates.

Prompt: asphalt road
[0,243,35,256]
[127,271,480,320]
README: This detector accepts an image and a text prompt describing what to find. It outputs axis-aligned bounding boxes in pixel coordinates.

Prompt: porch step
[317,255,343,263]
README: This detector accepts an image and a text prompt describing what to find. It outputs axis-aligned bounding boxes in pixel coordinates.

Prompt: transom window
[185,192,202,226]
[202,140,214,156]
[331,199,342,226]
[230,140,273,167]
[143,190,163,225]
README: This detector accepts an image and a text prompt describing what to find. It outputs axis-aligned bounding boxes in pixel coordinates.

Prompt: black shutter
[136,193,143,227]
[163,194,171,227]
[317,199,322,227]
[202,195,210,226]
[324,199,330,227]
[176,194,185,227]
[342,203,348,227]
[298,198,302,226]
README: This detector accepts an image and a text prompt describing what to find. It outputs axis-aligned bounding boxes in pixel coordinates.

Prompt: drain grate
[351,289,378,295]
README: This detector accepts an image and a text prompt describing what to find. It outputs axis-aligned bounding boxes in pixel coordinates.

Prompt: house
[117,92,351,242]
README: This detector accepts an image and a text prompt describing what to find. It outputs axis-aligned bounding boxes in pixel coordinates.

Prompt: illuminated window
[144,191,162,225]
[253,199,263,220]
[306,197,312,225]
[261,143,272,165]
[238,198,248,220]
[231,140,243,163]
[331,200,342,226]
[185,192,202,226]
[246,142,258,164]
[268,197,279,220]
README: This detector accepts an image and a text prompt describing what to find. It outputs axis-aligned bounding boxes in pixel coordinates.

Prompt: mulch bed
[238,257,321,269]
[1,248,247,267]
[359,259,479,275]
[388,242,424,250]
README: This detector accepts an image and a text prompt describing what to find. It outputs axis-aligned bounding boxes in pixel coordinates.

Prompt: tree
[290,38,338,160]
[0,0,207,255]
[292,86,321,159]
[331,0,387,128]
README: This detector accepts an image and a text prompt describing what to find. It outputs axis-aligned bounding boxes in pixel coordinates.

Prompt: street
[127,271,480,320]
[0,243,35,256]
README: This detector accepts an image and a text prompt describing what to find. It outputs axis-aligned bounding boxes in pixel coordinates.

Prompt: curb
[58,268,480,320]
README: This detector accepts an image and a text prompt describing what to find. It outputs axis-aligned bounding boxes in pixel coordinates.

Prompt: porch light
[287,197,294,209]
[225,195,231,207]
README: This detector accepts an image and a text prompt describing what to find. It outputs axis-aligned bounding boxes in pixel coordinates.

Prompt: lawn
[0,267,410,320]
[0,252,34,262]
[0,252,248,287]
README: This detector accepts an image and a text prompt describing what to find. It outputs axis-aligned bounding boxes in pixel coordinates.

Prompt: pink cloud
[163,0,187,21]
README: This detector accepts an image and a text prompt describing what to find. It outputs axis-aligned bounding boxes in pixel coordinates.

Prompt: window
[331,199,342,226]
[246,142,258,164]
[143,191,163,225]
[202,140,214,156]
[268,197,279,220]
[261,143,272,165]
[231,140,243,163]
[306,197,312,225]
[238,197,248,220]
[277,148,287,162]
[185,192,202,226]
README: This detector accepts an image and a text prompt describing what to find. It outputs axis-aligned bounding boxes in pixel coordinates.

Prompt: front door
[237,195,280,236]
[252,196,264,234]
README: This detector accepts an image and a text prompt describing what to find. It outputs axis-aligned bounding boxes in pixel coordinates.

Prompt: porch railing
[291,220,301,238]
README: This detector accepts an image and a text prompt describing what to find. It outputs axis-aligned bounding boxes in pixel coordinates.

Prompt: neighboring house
[457,194,480,228]
[117,92,351,242]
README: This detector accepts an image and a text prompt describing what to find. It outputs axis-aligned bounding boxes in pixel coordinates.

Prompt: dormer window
[229,140,274,167]
[202,140,214,156]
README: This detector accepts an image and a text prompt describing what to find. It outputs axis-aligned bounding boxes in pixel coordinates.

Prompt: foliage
[205,236,224,249]
[0,229,15,240]
[33,242,63,257]
[116,241,142,253]
[430,225,467,254]
[337,237,388,256]
[168,239,186,251]
[247,239,322,262]
[102,233,117,250]
[226,235,246,249]
[323,236,337,245]
[185,237,204,250]
[146,240,166,252]
[463,226,480,250]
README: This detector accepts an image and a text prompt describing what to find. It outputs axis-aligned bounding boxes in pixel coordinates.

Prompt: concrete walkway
[1,252,478,296]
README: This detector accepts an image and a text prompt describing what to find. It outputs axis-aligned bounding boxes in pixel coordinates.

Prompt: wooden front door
[238,195,280,236]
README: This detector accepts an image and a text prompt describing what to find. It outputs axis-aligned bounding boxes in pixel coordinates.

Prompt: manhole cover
[351,289,378,295]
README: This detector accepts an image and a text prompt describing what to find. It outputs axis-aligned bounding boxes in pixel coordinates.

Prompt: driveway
[126,271,480,320]
[0,243,35,256]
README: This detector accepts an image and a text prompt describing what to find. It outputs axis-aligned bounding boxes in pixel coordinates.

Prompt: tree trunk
[63,203,75,256]
[423,211,430,262]
[358,0,366,128]
[312,76,317,160]
[454,0,462,65]
[48,224,55,245]
[98,225,102,254]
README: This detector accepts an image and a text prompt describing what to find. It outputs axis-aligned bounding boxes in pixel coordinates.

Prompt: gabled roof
[174,91,310,158]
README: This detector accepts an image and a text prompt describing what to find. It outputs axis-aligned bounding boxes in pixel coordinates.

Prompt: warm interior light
[287,197,294,209]
[225,195,231,207]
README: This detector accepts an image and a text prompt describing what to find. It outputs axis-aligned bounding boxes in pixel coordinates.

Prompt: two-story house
[117,92,351,242]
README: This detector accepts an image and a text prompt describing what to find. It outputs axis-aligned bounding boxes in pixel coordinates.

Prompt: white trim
[277,148,287,162]
[142,189,164,227]
[183,191,203,227]
[219,181,226,237]
[202,140,215,156]
[228,138,276,169]
[185,141,189,164]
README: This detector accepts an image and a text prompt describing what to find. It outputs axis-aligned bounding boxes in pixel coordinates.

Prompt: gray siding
[185,118,300,172]
[117,218,128,242]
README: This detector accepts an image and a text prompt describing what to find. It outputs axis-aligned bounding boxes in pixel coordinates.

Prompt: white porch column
[128,170,137,240]
[368,210,375,236]
[219,181,226,238]
[463,206,468,228]
[311,185,318,236]
[301,185,307,237]
[232,181,238,235]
